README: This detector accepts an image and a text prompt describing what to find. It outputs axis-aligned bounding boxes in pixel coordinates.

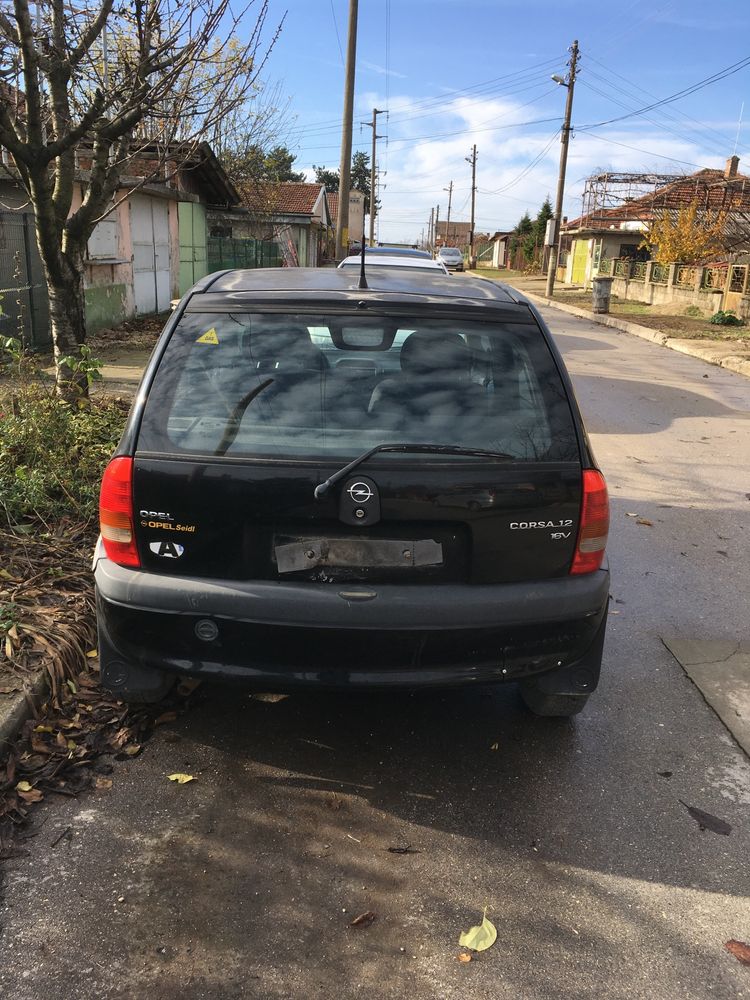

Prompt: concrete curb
[512,287,750,379]
[0,672,48,755]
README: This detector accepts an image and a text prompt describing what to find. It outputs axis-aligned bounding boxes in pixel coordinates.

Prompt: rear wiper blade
[314,442,513,499]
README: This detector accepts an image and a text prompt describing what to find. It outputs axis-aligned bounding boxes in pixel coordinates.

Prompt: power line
[579,130,706,169]
[577,54,750,131]
[329,0,344,64]
[283,56,565,142]
[585,53,748,154]
[293,116,564,156]
[481,129,561,194]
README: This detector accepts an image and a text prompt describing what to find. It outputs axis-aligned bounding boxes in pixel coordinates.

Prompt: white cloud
[298,90,741,243]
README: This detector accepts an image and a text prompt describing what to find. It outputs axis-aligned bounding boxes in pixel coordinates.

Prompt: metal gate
[178,202,208,296]
[130,195,171,315]
[0,211,51,349]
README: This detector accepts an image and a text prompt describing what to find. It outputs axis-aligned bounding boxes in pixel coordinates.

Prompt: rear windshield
[137,312,579,463]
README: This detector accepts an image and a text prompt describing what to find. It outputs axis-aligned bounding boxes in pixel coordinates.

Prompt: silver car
[437,247,464,271]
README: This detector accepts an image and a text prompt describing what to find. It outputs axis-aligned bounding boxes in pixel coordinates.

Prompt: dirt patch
[552,293,747,341]
[87,312,168,354]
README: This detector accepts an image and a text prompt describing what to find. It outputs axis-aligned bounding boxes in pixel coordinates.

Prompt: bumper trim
[94,558,609,630]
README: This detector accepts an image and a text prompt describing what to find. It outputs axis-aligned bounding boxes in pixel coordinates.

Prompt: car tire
[97,620,175,704]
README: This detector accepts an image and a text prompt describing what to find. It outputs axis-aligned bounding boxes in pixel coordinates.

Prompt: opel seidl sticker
[149,540,185,558]
[140,519,196,531]
[195,328,219,345]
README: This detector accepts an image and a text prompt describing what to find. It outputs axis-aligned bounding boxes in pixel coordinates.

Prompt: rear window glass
[137,312,579,463]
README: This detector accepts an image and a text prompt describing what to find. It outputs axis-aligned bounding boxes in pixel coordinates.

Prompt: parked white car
[338,254,450,275]
[437,247,464,271]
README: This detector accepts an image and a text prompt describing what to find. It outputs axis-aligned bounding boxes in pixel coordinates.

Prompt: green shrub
[683,305,703,318]
[0,343,127,528]
[709,309,744,326]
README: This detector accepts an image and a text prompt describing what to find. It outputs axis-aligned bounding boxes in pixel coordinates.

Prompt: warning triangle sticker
[196,328,219,345]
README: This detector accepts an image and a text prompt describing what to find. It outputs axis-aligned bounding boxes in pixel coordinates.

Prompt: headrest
[249,325,327,370]
[400,331,471,376]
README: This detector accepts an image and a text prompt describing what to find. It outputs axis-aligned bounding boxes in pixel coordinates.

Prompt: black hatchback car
[95,268,609,715]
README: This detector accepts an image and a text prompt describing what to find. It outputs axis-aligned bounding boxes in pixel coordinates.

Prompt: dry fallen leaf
[167,773,196,784]
[154,711,178,726]
[349,911,376,929]
[15,781,33,793]
[636,518,653,527]
[122,744,141,757]
[457,952,473,963]
[252,692,289,703]
[459,911,497,953]
[490,742,499,751]
[17,787,44,803]
[725,940,750,966]
[85,649,98,659]
[95,777,113,790]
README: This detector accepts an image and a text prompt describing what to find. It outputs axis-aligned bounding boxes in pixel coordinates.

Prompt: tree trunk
[47,249,88,401]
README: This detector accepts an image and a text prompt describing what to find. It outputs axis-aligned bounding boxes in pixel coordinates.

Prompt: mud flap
[519,608,607,716]
[97,607,174,704]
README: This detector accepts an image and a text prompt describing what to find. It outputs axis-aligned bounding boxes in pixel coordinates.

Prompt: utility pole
[466,145,477,269]
[434,204,440,251]
[361,107,386,245]
[428,207,434,250]
[335,0,359,260]
[546,38,578,297]
[443,182,453,245]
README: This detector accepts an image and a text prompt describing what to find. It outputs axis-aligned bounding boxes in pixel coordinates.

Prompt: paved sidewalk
[475,273,750,379]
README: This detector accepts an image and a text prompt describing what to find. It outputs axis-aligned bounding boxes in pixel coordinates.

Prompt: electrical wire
[481,129,561,195]
[576,131,705,169]
[283,56,565,142]
[577,54,750,131]
[584,54,747,154]
[329,0,344,66]
[294,116,564,156]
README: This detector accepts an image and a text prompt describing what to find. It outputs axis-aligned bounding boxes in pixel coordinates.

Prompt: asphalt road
[1,305,749,1000]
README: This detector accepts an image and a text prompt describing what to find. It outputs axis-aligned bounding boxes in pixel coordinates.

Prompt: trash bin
[592,276,614,314]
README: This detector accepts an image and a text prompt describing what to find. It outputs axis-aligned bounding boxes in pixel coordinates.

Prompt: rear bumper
[95,556,609,690]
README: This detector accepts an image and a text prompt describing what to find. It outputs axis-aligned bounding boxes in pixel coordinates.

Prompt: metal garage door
[131,195,171,315]
[178,202,208,296]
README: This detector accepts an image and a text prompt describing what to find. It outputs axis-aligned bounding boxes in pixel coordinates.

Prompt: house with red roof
[218,181,332,266]
[562,156,750,286]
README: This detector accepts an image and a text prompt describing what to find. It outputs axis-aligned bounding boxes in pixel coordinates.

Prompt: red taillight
[570,469,609,575]
[99,457,140,568]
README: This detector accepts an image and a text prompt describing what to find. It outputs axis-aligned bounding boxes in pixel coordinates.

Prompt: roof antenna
[358,211,368,289]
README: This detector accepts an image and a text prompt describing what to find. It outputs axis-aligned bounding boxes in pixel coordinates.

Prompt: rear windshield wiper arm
[215,378,274,457]
[314,443,513,499]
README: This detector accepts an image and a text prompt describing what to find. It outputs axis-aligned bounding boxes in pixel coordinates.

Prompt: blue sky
[254,0,750,243]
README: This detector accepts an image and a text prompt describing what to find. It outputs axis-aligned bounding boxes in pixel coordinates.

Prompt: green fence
[207,237,281,271]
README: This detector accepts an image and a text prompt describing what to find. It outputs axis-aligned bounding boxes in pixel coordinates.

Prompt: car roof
[183,267,531,317]
[366,246,431,258]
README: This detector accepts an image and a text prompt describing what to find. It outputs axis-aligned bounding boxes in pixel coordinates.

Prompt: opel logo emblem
[347,481,374,504]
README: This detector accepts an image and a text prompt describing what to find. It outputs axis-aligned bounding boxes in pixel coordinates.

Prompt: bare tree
[0,0,284,397]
